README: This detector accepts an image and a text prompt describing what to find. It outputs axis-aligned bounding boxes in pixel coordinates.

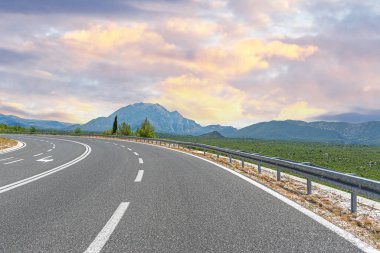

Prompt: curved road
[0,135,366,252]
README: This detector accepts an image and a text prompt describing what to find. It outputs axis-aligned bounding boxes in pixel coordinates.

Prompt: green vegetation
[73,127,81,134]
[136,118,155,138]
[112,115,118,135]
[118,122,132,136]
[0,124,27,133]
[159,134,380,181]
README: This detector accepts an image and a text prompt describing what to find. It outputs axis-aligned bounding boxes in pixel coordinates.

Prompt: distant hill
[77,103,237,136]
[199,131,224,138]
[0,114,72,130]
[233,120,380,145]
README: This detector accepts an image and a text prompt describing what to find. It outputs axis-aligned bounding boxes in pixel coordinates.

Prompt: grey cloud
[0,48,37,64]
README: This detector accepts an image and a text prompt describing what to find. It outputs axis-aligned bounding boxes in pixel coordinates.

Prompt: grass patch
[0,138,17,150]
[158,134,380,181]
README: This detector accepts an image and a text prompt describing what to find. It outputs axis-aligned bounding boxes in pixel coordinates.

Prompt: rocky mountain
[199,131,225,138]
[0,114,72,129]
[233,120,380,145]
[78,103,238,136]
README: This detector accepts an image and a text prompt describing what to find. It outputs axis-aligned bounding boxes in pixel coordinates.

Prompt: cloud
[149,74,250,125]
[275,102,326,120]
[0,48,37,64]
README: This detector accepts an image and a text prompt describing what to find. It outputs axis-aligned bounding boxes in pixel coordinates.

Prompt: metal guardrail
[3,132,380,212]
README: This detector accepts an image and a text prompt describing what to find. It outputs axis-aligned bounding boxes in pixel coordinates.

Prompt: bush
[118,122,133,136]
[74,128,81,134]
[136,118,155,138]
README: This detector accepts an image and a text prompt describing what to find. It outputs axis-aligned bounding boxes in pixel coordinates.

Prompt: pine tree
[112,115,118,135]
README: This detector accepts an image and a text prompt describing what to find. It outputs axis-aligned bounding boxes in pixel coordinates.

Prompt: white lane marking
[127,148,132,151]
[47,149,53,152]
[4,159,24,165]
[105,142,110,144]
[52,147,55,149]
[0,138,91,194]
[33,153,43,157]
[134,170,144,182]
[84,202,130,253]
[0,157,14,161]
[138,158,143,164]
[133,152,139,156]
[126,140,378,253]
[36,156,54,163]
[113,143,118,146]
[120,145,125,148]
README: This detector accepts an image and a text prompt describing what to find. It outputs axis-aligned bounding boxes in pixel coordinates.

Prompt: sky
[0,0,379,127]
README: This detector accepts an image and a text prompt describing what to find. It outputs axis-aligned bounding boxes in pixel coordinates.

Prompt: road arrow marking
[36,156,54,163]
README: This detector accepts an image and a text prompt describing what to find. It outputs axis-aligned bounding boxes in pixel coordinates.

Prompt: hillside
[78,103,237,136]
[0,114,72,130]
[234,120,380,145]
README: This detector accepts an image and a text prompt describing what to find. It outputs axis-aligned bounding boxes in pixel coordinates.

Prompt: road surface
[0,135,366,252]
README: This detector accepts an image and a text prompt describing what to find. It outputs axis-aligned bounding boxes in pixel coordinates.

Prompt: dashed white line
[134,170,144,182]
[33,153,43,157]
[133,152,139,156]
[47,149,53,152]
[0,157,14,161]
[127,148,132,151]
[138,158,143,164]
[4,159,24,165]
[113,143,118,146]
[120,145,125,148]
[84,202,130,253]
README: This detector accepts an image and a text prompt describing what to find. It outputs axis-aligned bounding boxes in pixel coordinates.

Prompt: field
[160,135,380,181]
[0,138,17,150]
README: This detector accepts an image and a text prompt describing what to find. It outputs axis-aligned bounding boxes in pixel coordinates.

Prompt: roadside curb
[0,140,26,154]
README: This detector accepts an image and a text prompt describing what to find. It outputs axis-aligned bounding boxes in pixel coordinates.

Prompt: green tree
[118,122,133,136]
[112,115,118,135]
[136,118,155,138]
[74,127,81,135]
[30,126,36,134]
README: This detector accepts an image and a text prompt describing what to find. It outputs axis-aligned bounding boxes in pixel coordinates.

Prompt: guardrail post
[258,164,262,174]
[241,159,244,168]
[204,150,206,155]
[229,155,232,163]
[276,169,281,181]
[217,153,219,158]
[351,192,357,213]
[307,178,312,195]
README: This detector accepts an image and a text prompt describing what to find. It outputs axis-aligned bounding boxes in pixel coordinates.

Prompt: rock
[375,225,380,233]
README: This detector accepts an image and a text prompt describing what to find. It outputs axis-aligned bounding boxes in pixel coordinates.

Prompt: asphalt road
[0,135,367,252]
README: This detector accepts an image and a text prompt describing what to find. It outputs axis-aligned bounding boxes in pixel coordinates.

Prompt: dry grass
[0,138,17,150]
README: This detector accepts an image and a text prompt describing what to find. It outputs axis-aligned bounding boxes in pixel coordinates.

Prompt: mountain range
[1,102,380,145]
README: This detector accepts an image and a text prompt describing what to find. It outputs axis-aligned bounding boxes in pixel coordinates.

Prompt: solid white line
[134,170,144,182]
[138,158,143,164]
[84,202,130,253]
[0,138,91,194]
[0,157,14,161]
[4,159,24,165]
[122,140,378,253]
[133,152,139,156]
[127,148,132,151]
[33,153,43,157]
